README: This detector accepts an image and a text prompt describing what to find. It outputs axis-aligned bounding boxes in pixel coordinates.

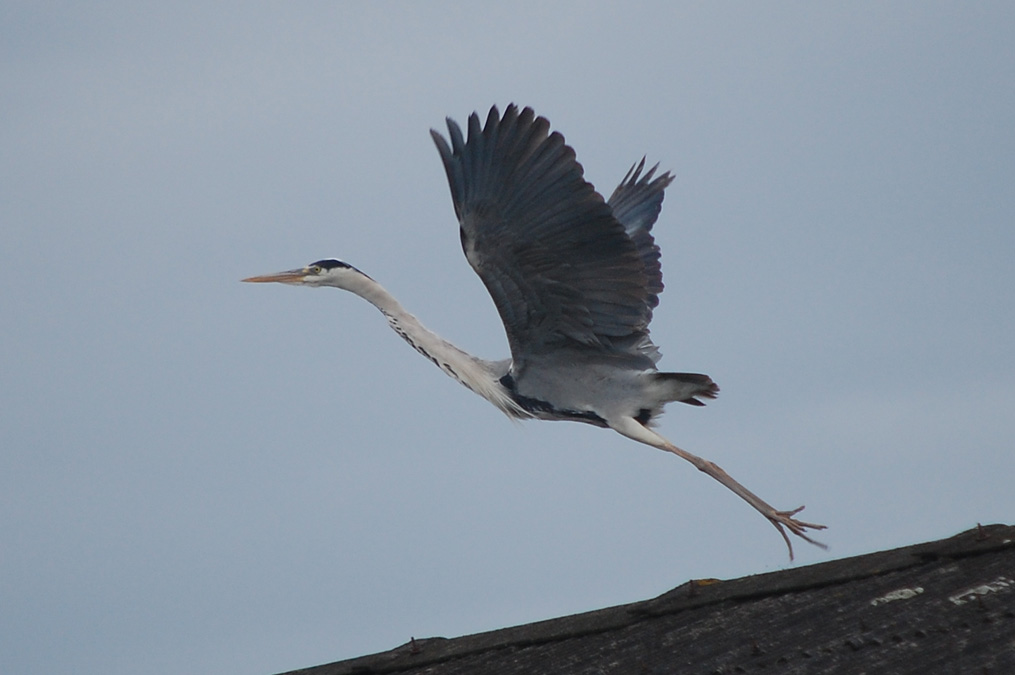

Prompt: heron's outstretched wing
[607,159,674,312]
[431,105,663,365]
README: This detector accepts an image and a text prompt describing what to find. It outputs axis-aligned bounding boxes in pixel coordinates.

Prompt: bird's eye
[311,265,323,274]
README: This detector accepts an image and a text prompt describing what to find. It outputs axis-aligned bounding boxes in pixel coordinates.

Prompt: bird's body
[245,105,825,557]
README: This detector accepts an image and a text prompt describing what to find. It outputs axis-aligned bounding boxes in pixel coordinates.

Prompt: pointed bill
[241,268,310,284]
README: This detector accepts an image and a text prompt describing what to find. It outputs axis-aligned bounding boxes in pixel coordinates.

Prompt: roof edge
[281,523,1015,675]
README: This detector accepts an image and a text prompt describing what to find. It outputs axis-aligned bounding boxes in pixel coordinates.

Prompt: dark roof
[280,524,1015,675]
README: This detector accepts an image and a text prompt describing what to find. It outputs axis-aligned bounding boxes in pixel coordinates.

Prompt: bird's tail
[653,372,719,406]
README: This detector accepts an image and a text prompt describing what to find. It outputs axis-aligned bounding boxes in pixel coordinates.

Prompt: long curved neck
[337,271,525,418]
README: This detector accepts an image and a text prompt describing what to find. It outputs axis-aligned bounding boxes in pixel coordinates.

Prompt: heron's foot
[766,505,827,561]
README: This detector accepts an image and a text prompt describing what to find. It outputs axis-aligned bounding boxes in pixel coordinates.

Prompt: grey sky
[3,3,1013,674]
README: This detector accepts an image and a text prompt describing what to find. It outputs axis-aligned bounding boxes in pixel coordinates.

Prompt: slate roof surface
[279,524,1015,674]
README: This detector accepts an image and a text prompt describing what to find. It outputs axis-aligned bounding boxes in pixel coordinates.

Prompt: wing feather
[431,105,670,367]
[607,158,674,311]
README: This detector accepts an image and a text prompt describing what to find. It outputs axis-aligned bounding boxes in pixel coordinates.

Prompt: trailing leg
[610,416,826,560]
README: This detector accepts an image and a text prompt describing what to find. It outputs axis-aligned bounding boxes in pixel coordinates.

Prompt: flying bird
[244,104,825,558]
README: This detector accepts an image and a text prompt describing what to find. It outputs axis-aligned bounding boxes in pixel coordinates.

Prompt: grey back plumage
[430,105,673,371]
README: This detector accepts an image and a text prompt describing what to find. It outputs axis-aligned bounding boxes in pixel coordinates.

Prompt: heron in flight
[244,104,825,558]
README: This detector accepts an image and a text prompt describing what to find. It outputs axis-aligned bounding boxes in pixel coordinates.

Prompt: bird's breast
[499,372,609,427]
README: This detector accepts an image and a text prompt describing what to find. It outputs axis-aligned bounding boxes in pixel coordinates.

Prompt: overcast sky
[3,3,1013,674]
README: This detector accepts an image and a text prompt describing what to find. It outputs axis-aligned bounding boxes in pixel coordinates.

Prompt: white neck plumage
[338,270,527,419]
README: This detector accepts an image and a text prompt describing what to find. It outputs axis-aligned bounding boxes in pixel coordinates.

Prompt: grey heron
[244,104,825,558]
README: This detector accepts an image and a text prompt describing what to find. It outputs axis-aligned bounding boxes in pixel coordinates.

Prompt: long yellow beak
[241,268,310,284]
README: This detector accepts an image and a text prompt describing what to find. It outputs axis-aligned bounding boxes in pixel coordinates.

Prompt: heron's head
[242,259,367,289]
